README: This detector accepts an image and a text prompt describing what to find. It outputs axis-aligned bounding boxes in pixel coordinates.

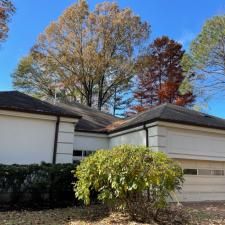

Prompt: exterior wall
[73,132,109,160]
[147,122,225,161]
[74,132,109,150]
[56,119,76,163]
[145,122,225,202]
[0,113,56,164]
[0,111,77,165]
[73,122,225,202]
[109,128,146,148]
[175,159,225,202]
[148,125,167,152]
[165,126,225,161]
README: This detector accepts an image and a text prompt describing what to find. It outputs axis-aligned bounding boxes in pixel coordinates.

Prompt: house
[1,91,225,202]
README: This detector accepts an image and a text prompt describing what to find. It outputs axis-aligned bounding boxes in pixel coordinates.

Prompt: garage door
[175,159,225,202]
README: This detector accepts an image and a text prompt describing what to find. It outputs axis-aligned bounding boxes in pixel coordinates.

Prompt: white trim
[109,120,225,138]
[60,117,79,123]
[168,153,225,162]
[75,131,108,138]
[0,110,79,123]
[108,125,145,137]
[157,121,225,135]
[0,109,57,121]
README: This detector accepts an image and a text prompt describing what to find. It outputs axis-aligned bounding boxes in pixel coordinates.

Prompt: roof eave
[108,118,225,134]
[0,107,82,119]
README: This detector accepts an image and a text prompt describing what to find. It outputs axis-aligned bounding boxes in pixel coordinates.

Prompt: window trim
[183,168,225,176]
[73,149,96,159]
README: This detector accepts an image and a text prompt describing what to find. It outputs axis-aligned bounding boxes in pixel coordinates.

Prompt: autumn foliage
[0,0,15,44]
[132,36,195,112]
[13,0,149,110]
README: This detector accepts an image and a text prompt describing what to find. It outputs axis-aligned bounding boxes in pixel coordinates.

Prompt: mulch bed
[1,202,225,225]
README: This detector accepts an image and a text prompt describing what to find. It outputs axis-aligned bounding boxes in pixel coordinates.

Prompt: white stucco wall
[145,122,225,161]
[167,128,225,160]
[109,128,146,148]
[74,132,109,150]
[56,120,77,163]
[0,113,56,164]
[153,123,225,161]
[0,111,77,165]
[73,122,225,202]
[148,122,225,202]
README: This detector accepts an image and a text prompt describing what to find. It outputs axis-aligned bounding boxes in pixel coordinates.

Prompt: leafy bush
[0,163,79,208]
[74,145,184,221]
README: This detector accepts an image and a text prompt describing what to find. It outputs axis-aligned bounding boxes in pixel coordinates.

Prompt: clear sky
[0,0,225,116]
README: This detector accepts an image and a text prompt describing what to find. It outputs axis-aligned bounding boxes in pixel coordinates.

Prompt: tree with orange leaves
[0,0,15,45]
[132,36,195,113]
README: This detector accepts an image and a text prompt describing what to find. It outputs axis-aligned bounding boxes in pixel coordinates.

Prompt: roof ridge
[158,103,169,118]
[0,90,19,94]
[125,103,168,121]
[60,100,120,120]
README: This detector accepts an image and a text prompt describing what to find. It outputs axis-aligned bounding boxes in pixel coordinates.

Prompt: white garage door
[176,159,225,202]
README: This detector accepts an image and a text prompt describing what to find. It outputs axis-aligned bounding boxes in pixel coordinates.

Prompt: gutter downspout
[143,124,149,147]
[52,116,60,164]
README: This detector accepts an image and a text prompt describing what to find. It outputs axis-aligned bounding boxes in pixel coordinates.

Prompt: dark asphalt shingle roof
[1,91,225,133]
[0,91,81,119]
[54,101,119,133]
[110,103,225,133]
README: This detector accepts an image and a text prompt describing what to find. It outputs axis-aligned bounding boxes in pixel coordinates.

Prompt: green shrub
[74,145,184,220]
[0,163,80,208]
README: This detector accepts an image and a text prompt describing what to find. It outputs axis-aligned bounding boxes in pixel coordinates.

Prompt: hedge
[0,163,80,209]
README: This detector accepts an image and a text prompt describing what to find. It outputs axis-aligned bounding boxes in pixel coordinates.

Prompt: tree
[13,0,149,110]
[132,36,195,113]
[109,83,132,117]
[0,0,15,45]
[12,55,56,98]
[189,15,225,95]
[74,145,183,222]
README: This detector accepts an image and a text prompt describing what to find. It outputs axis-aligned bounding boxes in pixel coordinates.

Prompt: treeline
[8,1,225,116]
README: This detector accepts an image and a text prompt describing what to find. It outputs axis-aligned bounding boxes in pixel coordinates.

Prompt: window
[211,170,224,176]
[183,168,225,176]
[83,150,95,157]
[73,150,82,156]
[183,169,198,175]
[198,169,211,175]
[73,150,96,159]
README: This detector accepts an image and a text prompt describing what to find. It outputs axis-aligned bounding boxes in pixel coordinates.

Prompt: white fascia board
[157,121,225,136]
[168,153,225,162]
[60,117,79,123]
[108,125,145,138]
[0,109,57,121]
[75,131,108,138]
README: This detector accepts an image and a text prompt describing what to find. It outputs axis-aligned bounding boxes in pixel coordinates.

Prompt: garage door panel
[176,192,225,202]
[183,184,225,192]
[175,159,225,202]
[184,176,225,185]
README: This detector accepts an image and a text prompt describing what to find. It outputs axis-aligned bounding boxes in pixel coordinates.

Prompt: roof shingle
[1,91,225,134]
[54,101,119,133]
[110,103,225,133]
[0,91,81,119]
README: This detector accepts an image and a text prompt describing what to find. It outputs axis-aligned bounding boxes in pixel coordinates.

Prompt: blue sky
[0,0,225,116]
